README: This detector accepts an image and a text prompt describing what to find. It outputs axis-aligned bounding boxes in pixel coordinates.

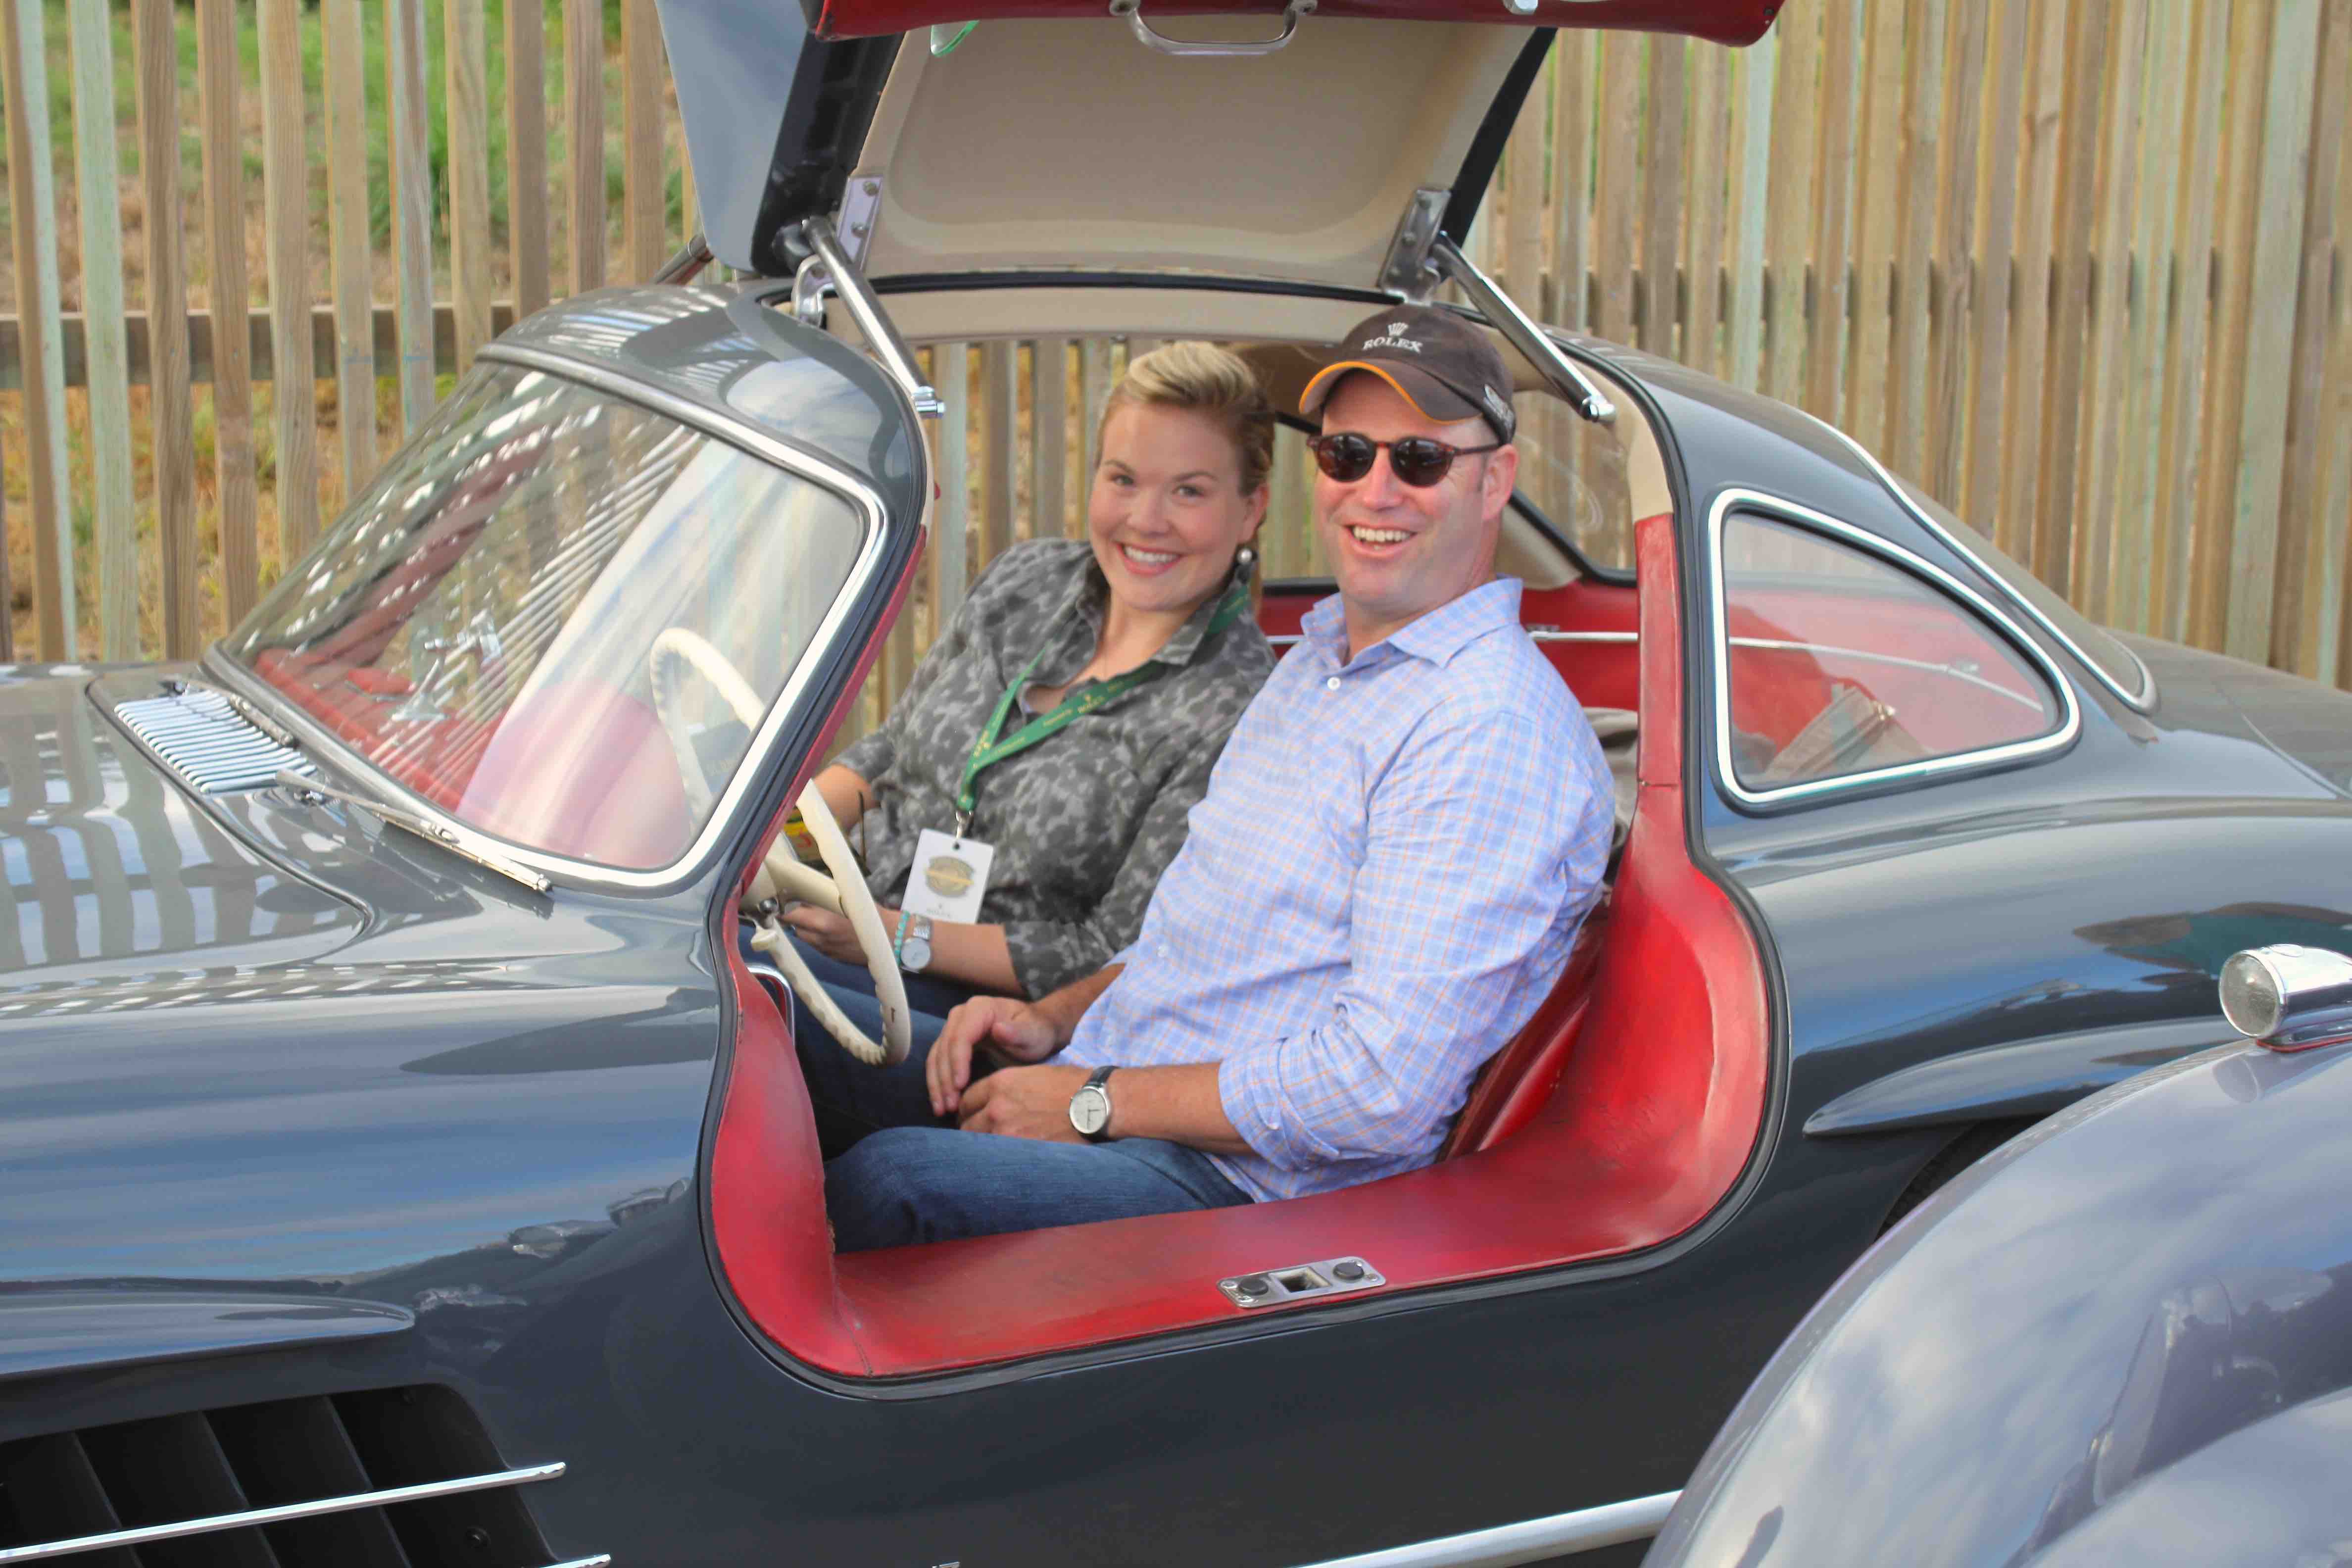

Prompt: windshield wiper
[274,769,552,894]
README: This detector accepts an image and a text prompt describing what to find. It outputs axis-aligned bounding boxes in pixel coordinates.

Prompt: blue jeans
[750,928,1250,1252]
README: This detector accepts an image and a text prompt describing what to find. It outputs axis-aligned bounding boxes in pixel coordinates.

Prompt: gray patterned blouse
[837,539,1274,998]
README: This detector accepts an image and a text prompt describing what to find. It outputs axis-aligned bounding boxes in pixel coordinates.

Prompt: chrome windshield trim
[1708,488,2083,809]
[1805,414,2157,712]
[1289,1490,1678,1567]
[0,1463,567,1564]
[210,348,902,894]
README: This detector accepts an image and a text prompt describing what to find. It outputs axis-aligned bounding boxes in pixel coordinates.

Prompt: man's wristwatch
[895,913,933,974]
[1068,1066,1115,1143]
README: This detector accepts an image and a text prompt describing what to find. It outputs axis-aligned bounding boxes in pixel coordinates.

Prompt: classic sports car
[1644,944,2352,1568]
[6,0,2352,1565]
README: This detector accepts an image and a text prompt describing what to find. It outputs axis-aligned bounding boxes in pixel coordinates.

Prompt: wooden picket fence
[1,0,2349,703]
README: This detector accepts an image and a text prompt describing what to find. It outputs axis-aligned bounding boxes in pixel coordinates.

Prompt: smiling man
[823,306,1615,1251]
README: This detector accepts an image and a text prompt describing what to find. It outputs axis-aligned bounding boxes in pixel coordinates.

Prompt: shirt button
[1325,676,1341,691]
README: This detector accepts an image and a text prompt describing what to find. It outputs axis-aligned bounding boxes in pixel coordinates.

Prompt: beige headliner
[823,285,1671,587]
[851,18,1525,290]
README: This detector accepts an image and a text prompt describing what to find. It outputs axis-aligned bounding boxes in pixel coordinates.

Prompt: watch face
[1069,1085,1111,1137]
[899,934,932,973]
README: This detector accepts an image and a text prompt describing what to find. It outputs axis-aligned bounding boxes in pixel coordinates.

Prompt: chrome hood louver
[112,684,316,794]
[0,1385,601,1568]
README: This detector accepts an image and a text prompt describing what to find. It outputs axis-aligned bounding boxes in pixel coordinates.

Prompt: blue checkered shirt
[1061,578,1614,1203]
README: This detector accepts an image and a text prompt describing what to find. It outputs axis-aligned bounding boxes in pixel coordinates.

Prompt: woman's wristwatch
[893,912,934,974]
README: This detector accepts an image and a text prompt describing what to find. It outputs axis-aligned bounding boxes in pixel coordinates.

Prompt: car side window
[1721,513,2064,793]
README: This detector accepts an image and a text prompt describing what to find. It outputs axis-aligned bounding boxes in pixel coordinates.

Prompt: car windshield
[221,363,867,871]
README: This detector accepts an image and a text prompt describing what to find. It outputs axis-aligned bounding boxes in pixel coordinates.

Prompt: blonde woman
[775,343,1277,1143]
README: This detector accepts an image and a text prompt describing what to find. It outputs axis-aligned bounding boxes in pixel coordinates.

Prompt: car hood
[0,666,359,994]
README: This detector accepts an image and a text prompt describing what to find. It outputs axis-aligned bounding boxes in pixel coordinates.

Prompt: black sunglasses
[1304,433,1504,489]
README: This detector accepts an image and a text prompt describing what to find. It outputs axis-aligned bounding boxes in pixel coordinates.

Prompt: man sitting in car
[823,306,1616,1251]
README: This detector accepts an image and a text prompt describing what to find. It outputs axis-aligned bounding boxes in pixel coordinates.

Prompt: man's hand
[927,995,1062,1118]
[957,1064,1089,1142]
[780,902,892,968]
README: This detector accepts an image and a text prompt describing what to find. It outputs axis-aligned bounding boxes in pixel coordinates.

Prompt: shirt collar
[1302,577,1525,669]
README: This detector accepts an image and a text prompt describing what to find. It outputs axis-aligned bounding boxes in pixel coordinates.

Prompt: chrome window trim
[1288,1490,1678,1567]
[206,345,904,895]
[1806,414,2157,711]
[1709,488,2082,809]
[0,1463,571,1565]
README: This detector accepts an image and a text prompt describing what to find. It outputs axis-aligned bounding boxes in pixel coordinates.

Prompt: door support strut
[1431,235,1616,426]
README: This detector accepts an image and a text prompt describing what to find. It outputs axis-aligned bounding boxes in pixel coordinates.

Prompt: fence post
[1641,39,1687,362]
[388,0,436,438]
[1764,0,1819,407]
[623,0,667,281]
[196,0,259,626]
[508,0,552,317]
[3,0,74,656]
[1726,27,1775,392]
[447,0,494,371]
[2223,0,2325,664]
[2275,0,2348,675]
[567,0,608,292]
[260,0,319,568]
[2151,0,2232,640]
[66,0,135,658]
[134,0,200,658]
[1808,0,1861,424]
[325,0,376,502]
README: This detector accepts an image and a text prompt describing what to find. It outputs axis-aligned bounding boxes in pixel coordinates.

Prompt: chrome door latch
[1218,1256,1384,1308]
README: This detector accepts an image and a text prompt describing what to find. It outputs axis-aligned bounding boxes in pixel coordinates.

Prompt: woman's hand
[927,995,1063,1118]
[781,902,896,968]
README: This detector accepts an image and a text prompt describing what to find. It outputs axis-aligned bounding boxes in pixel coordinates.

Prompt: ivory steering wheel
[649,628,912,1067]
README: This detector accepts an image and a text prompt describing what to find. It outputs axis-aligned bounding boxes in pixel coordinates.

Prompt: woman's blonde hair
[1097,342,1276,497]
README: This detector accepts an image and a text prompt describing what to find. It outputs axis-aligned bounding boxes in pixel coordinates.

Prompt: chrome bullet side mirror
[2220,945,2352,1053]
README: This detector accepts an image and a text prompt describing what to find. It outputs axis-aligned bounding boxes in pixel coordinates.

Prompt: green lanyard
[954,583,1251,837]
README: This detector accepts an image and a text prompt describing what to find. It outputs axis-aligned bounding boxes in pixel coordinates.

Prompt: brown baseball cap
[1298,306,1518,443]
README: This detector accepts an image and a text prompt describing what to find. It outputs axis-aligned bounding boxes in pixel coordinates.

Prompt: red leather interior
[1439,894,1611,1159]
[1725,592,2055,755]
[708,513,1772,1377]
[810,0,1780,47]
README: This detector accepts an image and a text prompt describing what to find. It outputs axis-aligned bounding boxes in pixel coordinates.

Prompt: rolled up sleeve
[1216,702,1603,1172]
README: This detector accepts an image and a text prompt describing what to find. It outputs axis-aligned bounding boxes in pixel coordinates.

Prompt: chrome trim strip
[209,345,902,895]
[546,1559,615,1568]
[0,1463,567,1564]
[1290,1491,1679,1568]
[1804,414,2156,711]
[1708,488,2083,808]
[1726,637,2051,711]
